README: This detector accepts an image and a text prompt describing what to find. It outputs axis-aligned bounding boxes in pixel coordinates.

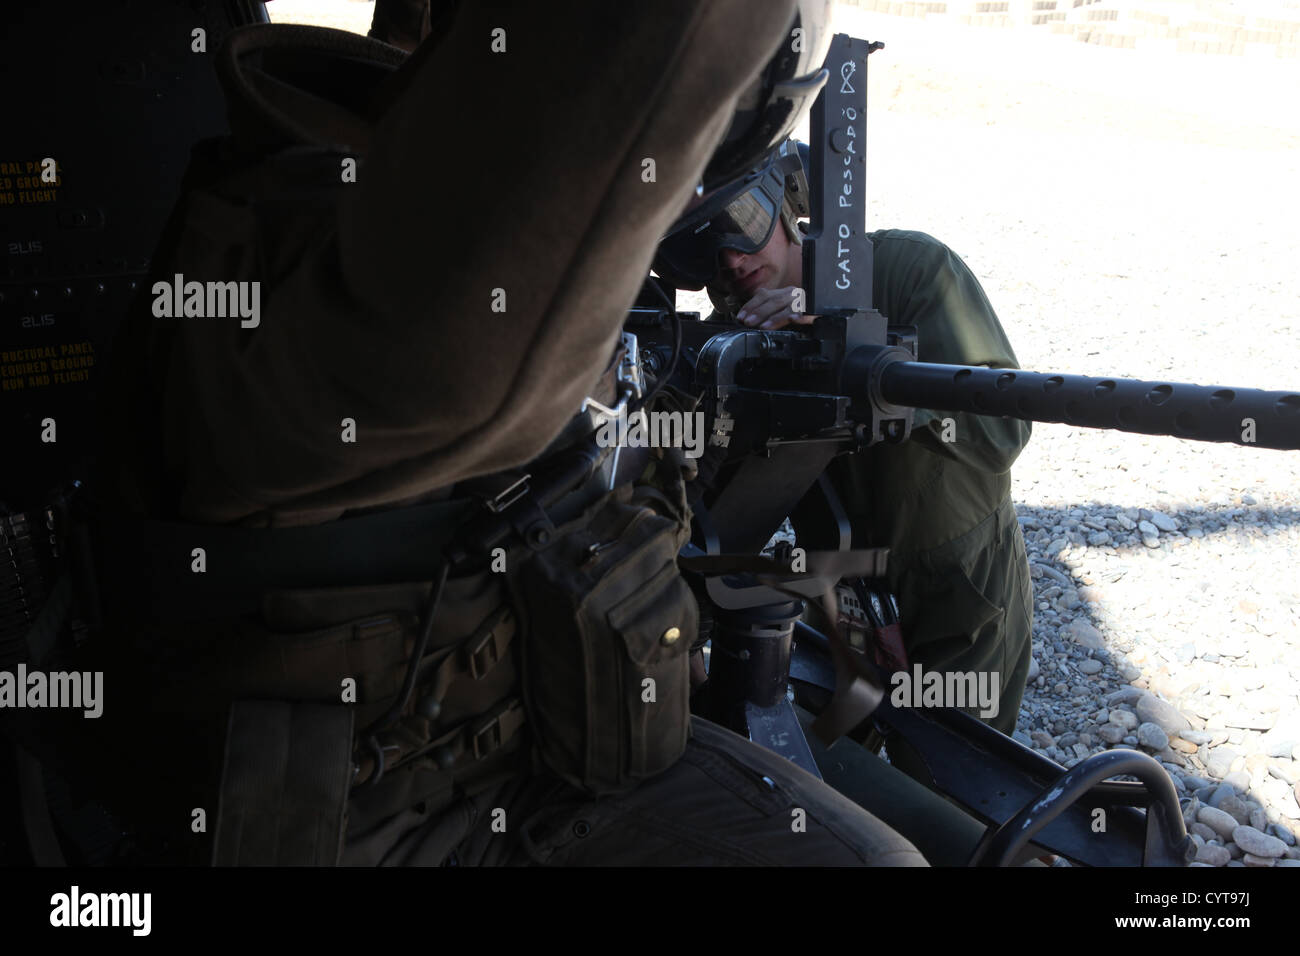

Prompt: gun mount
[626,32,1300,866]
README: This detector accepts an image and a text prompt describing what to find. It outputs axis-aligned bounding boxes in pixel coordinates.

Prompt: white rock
[1137,722,1170,751]
[1231,825,1287,858]
[1189,822,1218,841]
[1269,761,1300,785]
[1136,694,1191,735]
[1063,619,1106,650]
[1108,709,1138,731]
[1149,511,1179,532]
[1195,843,1230,866]
[1098,724,1125,744]
[1196,806,1239,840]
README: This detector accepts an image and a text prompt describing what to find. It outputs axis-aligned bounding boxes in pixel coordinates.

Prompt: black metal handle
[967,748,1192,867]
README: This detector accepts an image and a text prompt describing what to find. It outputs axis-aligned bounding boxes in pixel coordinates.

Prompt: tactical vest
[60,24,698,865]
[87,424,695,865]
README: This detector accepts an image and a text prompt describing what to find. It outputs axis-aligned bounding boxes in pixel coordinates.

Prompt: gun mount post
[704,599,824,780]
[803,34,882,318]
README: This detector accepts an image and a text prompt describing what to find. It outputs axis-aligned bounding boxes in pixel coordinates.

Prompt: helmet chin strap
[780,198,804,247]
[706,283,739,320]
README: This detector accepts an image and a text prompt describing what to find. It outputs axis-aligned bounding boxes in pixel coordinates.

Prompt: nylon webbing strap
[94,498,475,621]
[419,604,515,705]
[212,700,355,866]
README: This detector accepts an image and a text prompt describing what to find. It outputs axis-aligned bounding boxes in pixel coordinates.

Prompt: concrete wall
[838,0,1300,57]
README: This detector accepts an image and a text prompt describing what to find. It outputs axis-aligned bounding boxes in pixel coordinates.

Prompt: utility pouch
[213,700,354,866]
[511,485,696,795]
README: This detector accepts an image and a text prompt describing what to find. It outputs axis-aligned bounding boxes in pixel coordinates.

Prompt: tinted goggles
[653,150,799,290]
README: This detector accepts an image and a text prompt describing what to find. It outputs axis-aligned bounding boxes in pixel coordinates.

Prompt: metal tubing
[875,359,1300,450]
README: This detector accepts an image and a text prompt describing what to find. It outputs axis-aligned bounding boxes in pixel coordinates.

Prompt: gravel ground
[271,2,1300,864]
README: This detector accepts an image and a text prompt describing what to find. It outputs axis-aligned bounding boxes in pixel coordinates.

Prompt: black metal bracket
[789,627,1194,867]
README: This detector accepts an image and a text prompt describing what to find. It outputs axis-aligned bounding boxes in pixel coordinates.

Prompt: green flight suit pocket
[904,560,1005,655]
[895,503,1007,657]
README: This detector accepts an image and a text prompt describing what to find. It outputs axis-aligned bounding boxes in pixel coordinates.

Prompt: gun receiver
[631,309,1300,457]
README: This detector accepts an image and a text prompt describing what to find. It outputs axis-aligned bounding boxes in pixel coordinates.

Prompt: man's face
[711,217,802,303]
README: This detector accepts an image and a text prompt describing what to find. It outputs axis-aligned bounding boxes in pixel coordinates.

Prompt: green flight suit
[828,229,1034,770]
[709,227,1033,776]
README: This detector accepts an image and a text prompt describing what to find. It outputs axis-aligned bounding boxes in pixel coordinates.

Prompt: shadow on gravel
[1005,501,1300,838]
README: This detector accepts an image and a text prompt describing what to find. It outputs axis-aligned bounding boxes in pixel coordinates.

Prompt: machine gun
[624,35,1300,867]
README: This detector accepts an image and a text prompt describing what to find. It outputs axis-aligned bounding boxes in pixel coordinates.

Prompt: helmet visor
[653,180,781,290]
[653,145,802,290]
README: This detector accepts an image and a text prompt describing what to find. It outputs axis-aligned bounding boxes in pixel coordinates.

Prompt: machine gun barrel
[868,357,1300,451]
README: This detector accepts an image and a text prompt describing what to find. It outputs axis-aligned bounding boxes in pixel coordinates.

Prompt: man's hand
[735,286,819,330]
